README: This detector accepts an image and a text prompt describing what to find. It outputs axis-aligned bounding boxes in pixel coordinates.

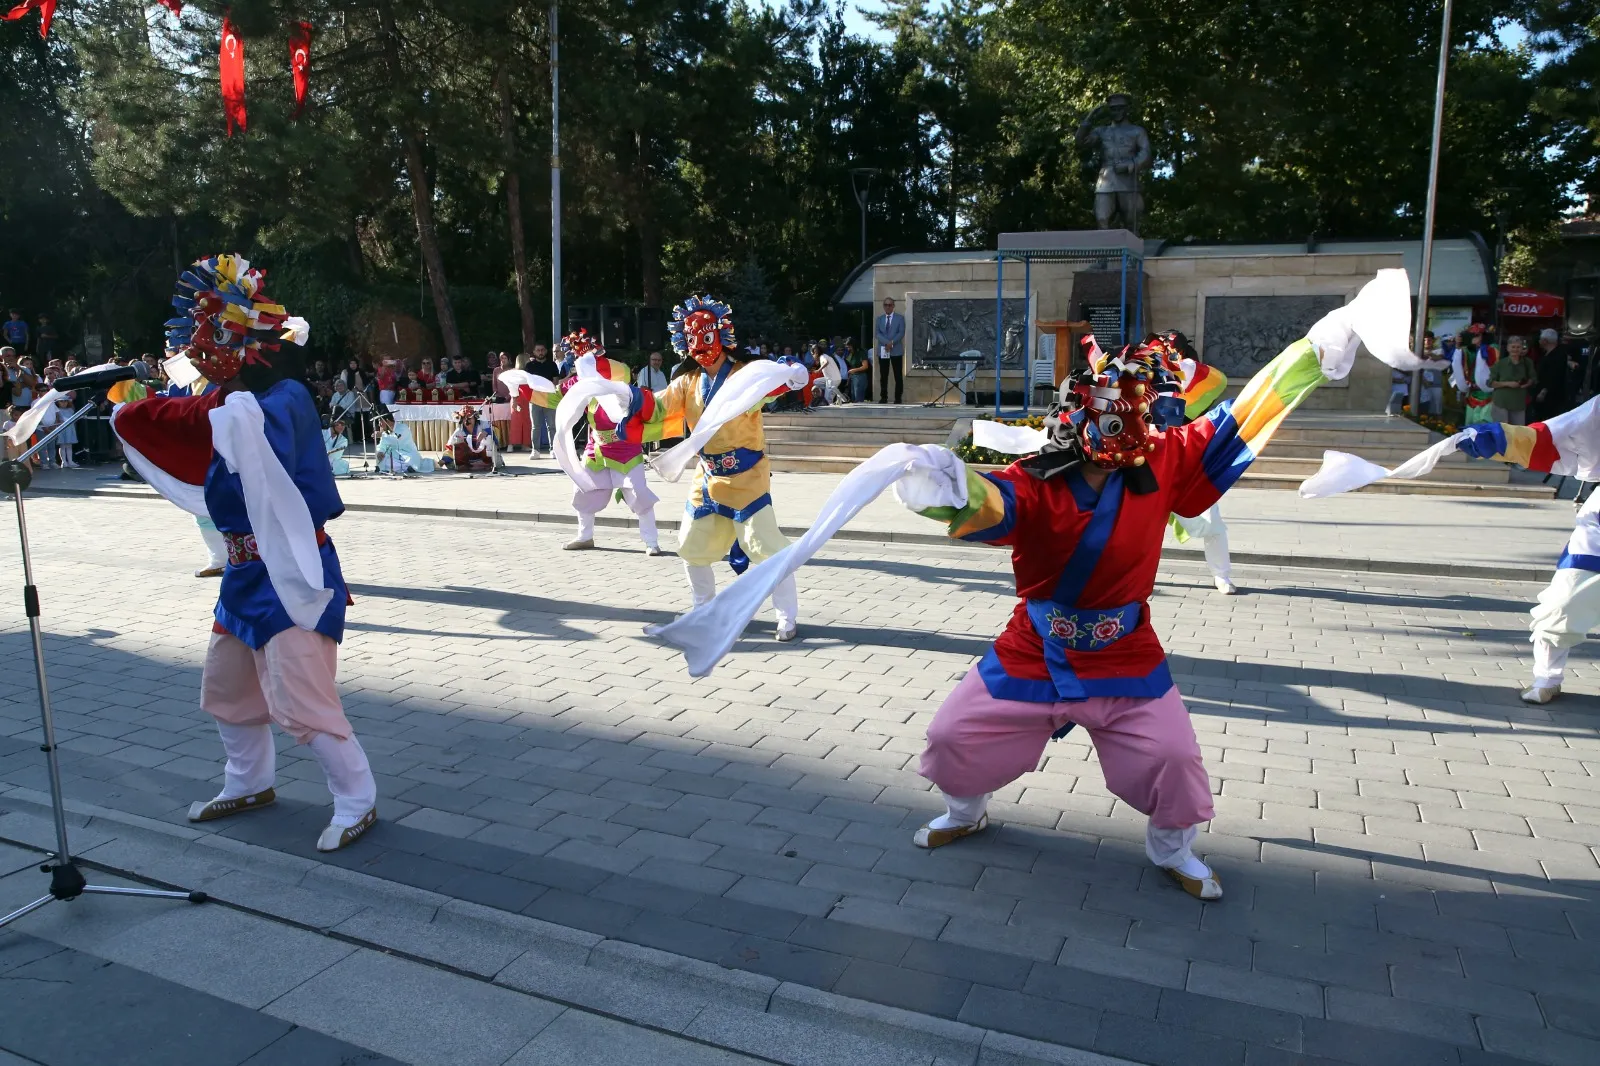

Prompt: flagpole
[550,1,562,344]
[1412,0,1453,410]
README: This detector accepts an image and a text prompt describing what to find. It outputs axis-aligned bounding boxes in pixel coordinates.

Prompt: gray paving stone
[503,1007,763,1065]
[1092,1011,1246,1066]
[1323,986,1475,1046]
[725,875,840,917]
[1478,1016,1600,1066]
[264,949,564,1066]
[684,1003,930,1066]
[1186,961,1324,1018]
[833,957,972,1019]
[830,896,950,938]
[1022,960,1161,1017]
[1388,963,1544,1023]
[1056,938,1189,990]
[94,904,356,1009]
[960,984,1102,1049]
[786,916,913,965]
[801,863,912,903]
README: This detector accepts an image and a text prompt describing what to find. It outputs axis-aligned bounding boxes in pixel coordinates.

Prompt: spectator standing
[847,341,871,403]
[443,355,477,393]
[874,297,905,403]
[14,356,37,407]
[375,359,399,407]
[637,350,669,392]
[3,310,28,352]
[507,354,533,451]
[34,314,57,359]
[131,352,153,379]
[1490,336,1533,425]
[328,380,363,446]
[0,347,14,409]
[526,343,560,456]
[337,358,366,394]
[1534,328,1574,419]
[417,357,437,386]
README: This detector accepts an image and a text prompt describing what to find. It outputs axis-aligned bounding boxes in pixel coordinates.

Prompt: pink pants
[920,667,1214,829]
[200,629,353,744]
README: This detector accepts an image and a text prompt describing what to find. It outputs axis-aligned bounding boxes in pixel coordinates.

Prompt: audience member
[1490,335,1533,425]
[874,296,905,403]
[3,310,28,352]
[35,315,57,359]
[375,359,399,407]
[526,344,559,455]
[417,357,437,386]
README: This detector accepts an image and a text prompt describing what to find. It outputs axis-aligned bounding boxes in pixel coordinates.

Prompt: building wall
[869,251,1403,410]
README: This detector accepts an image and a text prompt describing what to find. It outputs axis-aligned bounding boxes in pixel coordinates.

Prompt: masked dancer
[111,254,377,852]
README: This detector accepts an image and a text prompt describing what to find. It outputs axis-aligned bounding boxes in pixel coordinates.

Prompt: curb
[25,483,1556,584]
[0,791,1135,1066]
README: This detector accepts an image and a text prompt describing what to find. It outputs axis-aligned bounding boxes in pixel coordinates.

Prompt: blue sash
[701,447,765,476]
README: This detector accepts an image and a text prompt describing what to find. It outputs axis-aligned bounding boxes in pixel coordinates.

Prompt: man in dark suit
[873,297,905,403]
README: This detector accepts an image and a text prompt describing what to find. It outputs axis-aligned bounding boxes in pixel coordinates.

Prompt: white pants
[197,517,227,569]
[573,464,659,547]
[684,560,799,631]
[1527,494,1600,687]
[1172,505,1231,584]
[214,721,376,826]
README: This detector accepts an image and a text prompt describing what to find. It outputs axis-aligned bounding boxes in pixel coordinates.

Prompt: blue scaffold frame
[992,246,1145,417]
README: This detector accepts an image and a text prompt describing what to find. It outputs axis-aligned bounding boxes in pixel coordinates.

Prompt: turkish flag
[157,0,182,14]
[2,0,58,39]
[289,21,312,118]
[220,14,246,135]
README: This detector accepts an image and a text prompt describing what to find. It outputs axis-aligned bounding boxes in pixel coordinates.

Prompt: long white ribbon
[1297,431,1469,498]
[4,389,66,445]
[554,376,630,493]
[647,443,949,676]
[972,419,1046,455]
[209,392,333,630]
[651,361,803,482]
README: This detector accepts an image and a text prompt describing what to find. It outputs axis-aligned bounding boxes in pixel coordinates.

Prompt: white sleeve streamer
[651,361,799,483]
[497,368,558,396]
[554,377,630,493]
[1305,268,1417,380]
[208,392,333,631]
[1534,396,1600,481]
[1297,432,1469,498]
[3,389,66,444]
[647,443,951,676]
[972,419,1047,455]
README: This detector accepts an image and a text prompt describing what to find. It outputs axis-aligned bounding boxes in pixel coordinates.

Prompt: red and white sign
[1498,285,1564,319]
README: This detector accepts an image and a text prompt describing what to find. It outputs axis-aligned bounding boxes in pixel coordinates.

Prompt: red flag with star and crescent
[2,0,57,38]
[220,13,246,135]
[289,21,312,118]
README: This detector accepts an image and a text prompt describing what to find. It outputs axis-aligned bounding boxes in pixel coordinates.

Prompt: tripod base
[0,859,206,930]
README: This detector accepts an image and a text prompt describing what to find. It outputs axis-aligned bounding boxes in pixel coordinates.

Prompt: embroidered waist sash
[1025,599,1142,700]
[225,528,330,567]
[700,447,765,476]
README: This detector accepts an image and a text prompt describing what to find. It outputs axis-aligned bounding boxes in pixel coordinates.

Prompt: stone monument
[1075,93,1152,234]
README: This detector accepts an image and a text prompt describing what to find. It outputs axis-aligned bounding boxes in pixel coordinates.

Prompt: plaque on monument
[910,296,1029,369]
[1202,295,1345,377]
[1083,305,1126,353]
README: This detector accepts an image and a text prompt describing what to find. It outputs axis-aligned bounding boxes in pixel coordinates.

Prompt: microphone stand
[0,403,205,929]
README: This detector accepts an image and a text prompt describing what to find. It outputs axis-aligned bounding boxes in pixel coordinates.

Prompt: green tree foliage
[0,1,1588,363]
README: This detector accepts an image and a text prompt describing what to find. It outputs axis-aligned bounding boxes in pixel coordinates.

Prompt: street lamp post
[1411,0,1454,410]
[550,1,562,343]
[849,167,879,352]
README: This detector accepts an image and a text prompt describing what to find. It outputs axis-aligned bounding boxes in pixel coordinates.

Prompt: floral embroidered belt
[1025,600,1142,651]
[224,528,330,567]
[700,447,764,476]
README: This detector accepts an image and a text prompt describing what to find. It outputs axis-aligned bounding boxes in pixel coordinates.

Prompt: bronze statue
[1075,93,1152,233]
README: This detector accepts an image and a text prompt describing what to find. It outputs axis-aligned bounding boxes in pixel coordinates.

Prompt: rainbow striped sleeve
[528,388,559,410]
[1188,338,1326,496]
[614,375,688,443]
[917,469,1018,544]
[1491,423,1561,472]
[1182,365,1228,420]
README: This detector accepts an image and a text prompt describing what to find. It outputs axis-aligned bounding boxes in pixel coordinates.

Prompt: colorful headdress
[557,328,605,363]
[669,295,735,368]
[1027,338,1183,485]
[164,254,309,385]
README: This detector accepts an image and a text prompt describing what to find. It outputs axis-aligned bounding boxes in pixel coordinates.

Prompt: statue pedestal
[998,229,1142,257]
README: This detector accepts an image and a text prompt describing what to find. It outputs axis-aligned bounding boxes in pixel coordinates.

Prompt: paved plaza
[1,487,1599,1066]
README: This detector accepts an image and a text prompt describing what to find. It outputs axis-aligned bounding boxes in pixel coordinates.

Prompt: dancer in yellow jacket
[617,295,803,639]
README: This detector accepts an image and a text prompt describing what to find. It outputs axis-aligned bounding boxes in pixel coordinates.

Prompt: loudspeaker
[566,304,597,337]
[636,306,666,350]
[601,304,635,350]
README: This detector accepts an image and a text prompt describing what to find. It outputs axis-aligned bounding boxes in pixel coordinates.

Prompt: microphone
[50,365,145,393]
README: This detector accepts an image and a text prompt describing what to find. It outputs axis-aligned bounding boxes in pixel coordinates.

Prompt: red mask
[185,293,244,384]
[683,310,724,368]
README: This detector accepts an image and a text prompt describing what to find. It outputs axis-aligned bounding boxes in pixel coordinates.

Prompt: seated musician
[440,405,500,472]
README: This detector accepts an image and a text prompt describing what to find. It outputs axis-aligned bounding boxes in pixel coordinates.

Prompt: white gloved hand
[786,364,810,390]
[892,445,969,512]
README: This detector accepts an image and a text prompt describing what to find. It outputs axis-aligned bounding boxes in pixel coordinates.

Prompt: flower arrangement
[1398,405,1461,437]
[953,414,1045,465]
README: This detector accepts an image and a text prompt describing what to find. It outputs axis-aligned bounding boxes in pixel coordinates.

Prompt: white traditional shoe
[563,537,595,551]
[913,814,988,849]
[316,808,377,852]
[775,624,798,643]
[1163,863,1223,901]
[1214,578,1238,595]
[187,788,275,822]
[644,545,664,556]
[1521,685,1560,704]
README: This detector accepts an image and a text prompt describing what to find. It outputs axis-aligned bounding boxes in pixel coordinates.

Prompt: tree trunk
[402,130,462,363]
[498,63,537,353]
[631,38,662,307]
[379,0,461,363]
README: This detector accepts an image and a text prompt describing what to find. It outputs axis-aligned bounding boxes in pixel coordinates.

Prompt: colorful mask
[1045,339,1183,470]
[669,295,735,369]
[164,254,308,386]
